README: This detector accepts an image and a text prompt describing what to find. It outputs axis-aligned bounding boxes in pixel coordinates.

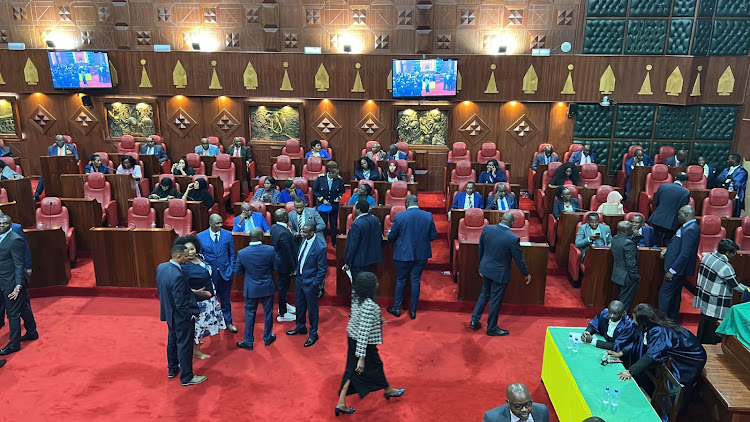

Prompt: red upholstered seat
[117,135,138,154]
[580,163,602,187]
[547,185,582,248]
[684,165,707,190]
[698,215,726,263]
[0,139,4,147]
[319,140,333,158]
[158,174,180,191]
[568,213,608,283]
[281,139,304,159]
[476,142,501,163]
[488,182,512,198]
[0,157,22,176]
[84,172,118,227]
[535,161,562,216]
[450,161,476,191]
[360,141,378,158]
[0,187,7,203]
[617,144,644,189]
[508,209,529,242]
[496,161,512,183]
[62,135,79,155]
[638,164,674,217]
[293,177,313,205]
[272,155,296,179]
[128,197,156,229]
[36,197,77,264]
[624,211,645,222]
[385,181,409,207]
[302,156,324,181]
[396,159,413,182]
[186,153,206,175]
[589,185,615,211]
[653,146,675,165]
[149,135,171,173]
[396,142,413,160]
[163,198,193,236]
[563,144,584,163]
[383,205,406,236]
[453,208,489,281]
[247,200,272,226]
[285,202,295,213]
[702,188,733,217]
[734,217,750,252]
[448,142,470,163]
[191,175,221,216]
[207,136,224,153]
[357,179,378,204]
[212,153,240,204]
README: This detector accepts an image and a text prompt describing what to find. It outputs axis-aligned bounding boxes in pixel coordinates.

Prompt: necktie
[500,197,507,210]
[298,213,303,232]
[58,147,65,156]
[245,217,254,232]
[213,233,219,243]
[235,148,240,157]
[298,240,309,273]
[327,178,332,190]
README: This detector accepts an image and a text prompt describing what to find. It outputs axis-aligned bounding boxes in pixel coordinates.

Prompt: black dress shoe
[0,346,19,356]
[236,341,253,351]
[409,311,416,320]
[304,334,319,347]
[286,327,308,336]
[317,289,325,299]
[486,328,509,337]
[20,331,39,342]
[264,334,276,346]
[469,321,482,330]
[0,359,6,369]
[386,307,401,317]
[168,369,180,379]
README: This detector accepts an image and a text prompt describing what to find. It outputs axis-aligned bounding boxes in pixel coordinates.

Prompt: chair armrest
[66,227,77,264]
[248,161,256,180]
[106,200,119,227]
[229,180,240,205]
[161,160,172,175]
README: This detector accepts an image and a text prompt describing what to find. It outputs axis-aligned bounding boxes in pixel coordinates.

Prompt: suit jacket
[288,208,326,239]
[386,151,408,161]
[663,155,686,168]
[451,191,484,210]
[194,144,220,156]
[575,223,612,258]
[47,144,79,160]
[664,220,700,276]
[197,228,236,282]
[388,207,437,262]
[478,171,507,184]
[139,144,168,162]
[552,198,581,219]
[235,243,277,298]
[586,309,636,353]
[568,150,597,165]
[312,174,346,206]
[634,225,655,247]
[227,145,253,162]
[0,230,26,291]
[83,163,109,174]
[345,214,384,268]
[717,166,749,210]
[624,155,654,190]
[611,234,640,286]
[531,152,559,170]
[271,223,298,274]
[232,213,270,233]
[703,163,718,188]
[485,193,517,211]
[478,224,530,284]
[296,235,328,288]
[482,403,549,422]
[10,223,31,271]
[156,261,199,325]
[354,168,381,181]
[648,183,690,231]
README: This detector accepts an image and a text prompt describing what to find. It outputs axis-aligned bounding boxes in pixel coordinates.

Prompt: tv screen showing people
[392,59,457,98]
[48,51,113,89]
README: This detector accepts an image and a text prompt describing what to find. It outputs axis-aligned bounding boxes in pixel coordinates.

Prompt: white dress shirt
[592,319,620,347]
[463,193,475,209]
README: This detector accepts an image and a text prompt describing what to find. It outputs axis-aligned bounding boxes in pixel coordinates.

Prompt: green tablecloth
[717,302,750,349]
[542,327,660,422]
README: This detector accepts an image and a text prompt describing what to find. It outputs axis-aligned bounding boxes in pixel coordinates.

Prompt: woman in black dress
[182,177,215,209]
[335,272,405,416]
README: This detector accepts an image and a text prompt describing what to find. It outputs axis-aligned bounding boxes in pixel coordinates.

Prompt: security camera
[599,96,614,107]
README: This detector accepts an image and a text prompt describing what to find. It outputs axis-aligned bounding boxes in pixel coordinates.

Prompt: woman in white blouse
[116,155,143,197]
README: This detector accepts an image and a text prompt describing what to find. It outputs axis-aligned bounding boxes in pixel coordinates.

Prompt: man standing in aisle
[236,228,278,350]
[648,172,690,246]
[610,221,640,313]
[387,195,437,320]
[469,212,531,336]
[659,205,700,321]
[286,222,327,347]
[343,200,384,282]
[271,209,297,322]
[198,214,237,333]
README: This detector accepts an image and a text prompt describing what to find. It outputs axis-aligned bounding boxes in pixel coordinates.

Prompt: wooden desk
[530,164,606,196]
[555,212,586,267]
[449,209,530,255]
[579,247,664,308]
[91,227,176,287]
[138,154,161,181]
[25,228,71,287]
[335,235,396,298]
[456,242,548,304]
[337,205,392,235]
[60,174,135,222]
[129,199,209,232]
[231,232,279,292]
[372,181,418,206]
[447,182,521,212]
[40,156,79,197]
[131,228,176,288]
[61,198,102,250]
[0,178,34,227]
[199,155,216,176]
[108,153,124,169]
[0,201,18,223]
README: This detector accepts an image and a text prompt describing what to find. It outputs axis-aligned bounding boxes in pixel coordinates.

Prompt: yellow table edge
[542,328,593,422]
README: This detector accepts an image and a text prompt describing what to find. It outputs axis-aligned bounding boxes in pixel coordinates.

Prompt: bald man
[235,228,277,350]
[659,205,699,320]
[611,221,640,312]
[581,300,636,359]
[198,214,237,333]
[482,383,549,422]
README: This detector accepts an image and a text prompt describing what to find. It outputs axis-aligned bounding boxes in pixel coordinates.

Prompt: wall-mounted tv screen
[392,59,457,98]
[48,51,112,89]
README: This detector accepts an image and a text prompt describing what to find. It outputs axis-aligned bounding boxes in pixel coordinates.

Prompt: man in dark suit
[482,383,549,422]
[288,197,326,241]
[0,212,35,339]
[156,243,206,386]
[717,153,749,217]
[659,205,700,321]
[531,146,559,170]
[312,161,346,244]
[485,183,517,210]
[271,208,298,322]
[648,172,690,246]
[450,181,484,210]
[139,136,168,163]
[629,213,655,248]
[697,156,718,188]
[83,154,110,174]
[568,144,597,165]
[35,134,80,200]
[387,195,437,320]
[286,221,327,347]
[624,149,654,192]
[611,221,640,312]
[470,212,531,336]
[664,149,688,168]
[236,228,277,350]
[226,137,253,164]
[581,300,637,365]
[343,200,384,281]
[0,214,37,355]
[197,214,237,333]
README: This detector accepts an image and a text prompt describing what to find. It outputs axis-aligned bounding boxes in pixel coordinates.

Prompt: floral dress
[184,259,226,343]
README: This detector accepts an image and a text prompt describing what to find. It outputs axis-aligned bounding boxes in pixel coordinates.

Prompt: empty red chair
[453,208,489,280]
[547,185,583,248]
[212,154,240,205]
[83,172,118,227]
[302,156,324,181]
[476,142,501,164]
[0,156,22,176]
[319,139,333,158]
[207,136,224,153]
[0,187,7,203]
[383,205,406,235]
[357,179,378,204]
[734,216,750,252]
[563,144,584,163]
[638,164,674,217]
[361,141,378,157]
[653,146,675,165]
[396,159,413,182]
[568,213,607,283]
[0,139,5,147]
[117,135,139,154]
[617,144,645,188]
[282,139,304,159]
[272,155,296,179]
[36,197,76,264]
[186,153,206,175]
[385,181,409,207]
[293,177,313,205]
[128,197,156,228]
[698,215,726,262]
[509,209,529,241]
[450,161,476,190]
[684,165,707,190]
[702,188,733,217]
[448,142,470,163]
[579,163,603,187]
[535,161,563,216]
[163,198,194,236]
[93,151,114,172]
[396,142,413,160]
[589,185,615,211]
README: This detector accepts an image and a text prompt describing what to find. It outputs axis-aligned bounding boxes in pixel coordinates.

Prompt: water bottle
[151,221,156,229]
[572,336,579,353]
[37,221,43,230]
[584,182,588,188]
[440,271,451,276]
[611,389,619,409]
[602,387,611,406]
[567,334,574,351]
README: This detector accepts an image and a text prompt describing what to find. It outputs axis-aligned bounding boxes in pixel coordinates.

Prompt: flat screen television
[48,51,113,89]
[392,58,457,98]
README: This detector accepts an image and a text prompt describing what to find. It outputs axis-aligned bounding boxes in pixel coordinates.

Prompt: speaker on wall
[568,103,578,118]
[81,95,93,108]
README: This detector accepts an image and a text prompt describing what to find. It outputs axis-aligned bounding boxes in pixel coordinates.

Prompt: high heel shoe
[384,388,406,400]
[334,406,355,416]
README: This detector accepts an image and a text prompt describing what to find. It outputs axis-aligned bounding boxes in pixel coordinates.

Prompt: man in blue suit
[286,221,327,347]
[451,181,484,210]
[194,138,220,156]
[485,183,517,210]
[629,214,655,247]
[271,209,298,322]
[387,195,438,320]
[232,202,271,234]
[663,150,688,168]
[648,172,690,246]
[198,214,237,333]
[531,145,559,170]
[386,144,408,161]
[235,228,277,350]
[0,211,35,337]
[568,144,597,165]
[717,153,748,217]
[312,162,346,243]
[624,149,654,192]
[343,200,384,282]
[469,212,531,336]
[139,136,169,163]
[659,205,700,321]
[35,135,80,200]
[156,244,206,386]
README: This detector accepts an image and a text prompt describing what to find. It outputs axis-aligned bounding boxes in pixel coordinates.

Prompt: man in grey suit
[611,221,640,312]
[288,197,326,242]
[236,228,277,350]
[530,146,559,170]
[482,383,549,422]
[575,212,612,260]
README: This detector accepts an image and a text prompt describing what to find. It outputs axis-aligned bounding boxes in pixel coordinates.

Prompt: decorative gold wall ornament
[24,58,38,86]
[244,62,258,90]
[717,65,735,96]
[352,63,365,93]
[522,65,538,94]
[561,64,575,95]
[457,70,462,92]
[139,59,152,88]
[108,60,119,86]
[173,60,187,88]
[387,70,392,93]
[209,61,222,90]
[638,65,653,95]
[0,72,5,85]
[315,64,329,92]
[280,62,293,91]
[599,65,615,95]
[665,66,683,96]
[485,64,498,94]
[690,66,702,97]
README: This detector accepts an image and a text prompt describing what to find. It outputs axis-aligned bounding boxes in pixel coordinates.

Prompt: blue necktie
[500,197,507,210]
[327,178,332,191]
[298,240,309,274]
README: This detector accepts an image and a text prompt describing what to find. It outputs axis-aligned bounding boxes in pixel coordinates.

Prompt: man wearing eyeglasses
[482,383,549,422]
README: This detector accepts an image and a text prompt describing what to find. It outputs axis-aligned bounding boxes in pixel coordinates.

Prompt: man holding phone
[574,212,611,261]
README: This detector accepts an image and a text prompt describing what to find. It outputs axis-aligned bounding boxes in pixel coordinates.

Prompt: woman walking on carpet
[335,272,405,416]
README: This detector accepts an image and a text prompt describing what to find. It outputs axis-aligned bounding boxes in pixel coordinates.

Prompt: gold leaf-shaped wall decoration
[457,70,462,93]
[717,65,735,96]
[561,64,575,95]
[665,66,683,97]
[690,66,702,97]
[280,61,293,91]
[108,60,119,86]
[599,65,615,95]
[522,65,538,94]
[387,70,392,93]
[485,64,498,94]
[173,60,187,89]
[209,61,222,90]
[24,58,39,86]
[0,71,5,85]
[139,59,152,88]
[351,63,365,93]
[315,63,329,92]
[244,62,258,90]
[638,65,653,95]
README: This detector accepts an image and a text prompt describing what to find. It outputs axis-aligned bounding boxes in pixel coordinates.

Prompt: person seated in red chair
[366,142,386,162]
[575,212,612,260]
[232,202,270,234]
[171,157,195,176]
[354,157,381,181]
[386,144,407,161]
[195,138,220,156]
[552,186,580,219]
[451,182,484,210]
[148,178,182,200]
[485,184,517,211]
[549,162,580,187]
[664,149,688,168]
[624,149,654,192]
[139,137,168,163]
[278,179,305,204]
[305,139,331,160]
[227,137,253,164]
[347,184,376,207]
[116,155,143,197]
[252,176,281,203]
[384,160,407,183]
[629,214,655,248]
[478,159,507,184]
[531,145,558,170]
[34,135,80,201]
[182,178,215,209]
[0,160,22,180]
[569,144,597,165]
[84,154,109,174]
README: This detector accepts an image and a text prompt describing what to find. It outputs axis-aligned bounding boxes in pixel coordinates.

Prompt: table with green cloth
[541,327,661,422]
[717,302,750,348]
